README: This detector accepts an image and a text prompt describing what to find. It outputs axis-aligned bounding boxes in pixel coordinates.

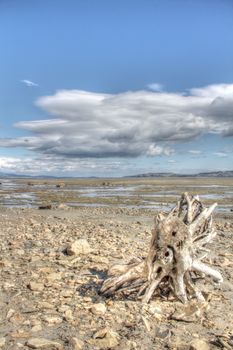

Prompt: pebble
[155,326,171,340]
[0,338,6,347]
[28,282,44,292]
[42,315,63,325]
[91,303,107,316]
[31,324,43,332]
[37,301,54,309]
[6,308,15,319]
[70,337,84,350]
[88,330,119,348]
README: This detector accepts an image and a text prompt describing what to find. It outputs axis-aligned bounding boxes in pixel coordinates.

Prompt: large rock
[38,204,52,210]
[26,338,63,349]
[190,339,210,350]
[66,239,91,256]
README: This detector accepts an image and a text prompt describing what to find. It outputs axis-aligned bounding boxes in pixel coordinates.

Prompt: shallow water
[67,201,174,211]
[0,180,25,190]
[66,201,231,213]
[0,178,232,213]
[2,192,38,208]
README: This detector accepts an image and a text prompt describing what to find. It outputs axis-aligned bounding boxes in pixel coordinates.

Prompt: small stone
[58,305,71,313]
[155,326,171,340]
[38,204,52,210]
[90,255,109,264]
[42,315,63,325]
[70,337,84,350]
[83,297,92,302]
[45,272,62,281]
[229,337,233,347]
[28,282,44,292]
[58,203,69,210]
[9,311,25,324]
[26,338,63,349]
[17,249,25,255]
[3,282,15,290]
[56,183,65,188]
[10,331,31,338]
[64,309,73,321]
[66,239,91,256]
[93,328,108,339]
[60,289,73,298]
[31,324,42,332]
[88,330,119,348]
[190,339,210,350]
[91,303,107,316]
[0,338,6,347]
[171,302,205,322]
[0,259,11,267]
[141,316,151,332]
[38,301,54,309]
[149,303,162,316]
[6,308,15,319]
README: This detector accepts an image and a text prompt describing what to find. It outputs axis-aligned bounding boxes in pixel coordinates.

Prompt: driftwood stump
[101,193,223,303]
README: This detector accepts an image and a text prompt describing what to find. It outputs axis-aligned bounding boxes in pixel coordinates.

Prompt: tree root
[101,192,223,303]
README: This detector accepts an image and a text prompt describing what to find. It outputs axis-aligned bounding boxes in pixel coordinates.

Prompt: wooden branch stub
[101,192,223,303]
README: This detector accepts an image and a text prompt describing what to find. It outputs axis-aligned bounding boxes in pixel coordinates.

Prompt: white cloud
[188,150,202,155]
[21,79,38,87]
[146,145,174,156]
[0,156,133,176]
[213,152,228,157]
[0,83,233,160]
[147,83,163,92]
[190,84,233,98]
[0,157,21,169]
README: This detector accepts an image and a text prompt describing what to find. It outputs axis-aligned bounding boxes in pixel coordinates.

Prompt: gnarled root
[100,192,223,303]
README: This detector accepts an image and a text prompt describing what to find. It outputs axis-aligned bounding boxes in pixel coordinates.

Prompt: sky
[0,0,233,177]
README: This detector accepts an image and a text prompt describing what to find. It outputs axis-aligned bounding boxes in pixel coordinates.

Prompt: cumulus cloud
[0,156,134,176]
[0,83,233,159]
[146,145,174,156]
[0,157,22,170]
[190,84,233,98]
[21,79,38,87]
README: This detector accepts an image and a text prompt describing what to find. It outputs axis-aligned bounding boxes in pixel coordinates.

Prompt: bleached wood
[101,193,223,303]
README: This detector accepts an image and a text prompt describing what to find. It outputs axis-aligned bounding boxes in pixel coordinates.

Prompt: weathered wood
[101,192,223,303]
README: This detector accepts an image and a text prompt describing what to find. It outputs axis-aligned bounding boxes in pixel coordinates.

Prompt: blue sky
[0,0,232,176]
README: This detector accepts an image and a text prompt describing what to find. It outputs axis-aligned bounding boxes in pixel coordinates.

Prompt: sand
[0,178,233,349]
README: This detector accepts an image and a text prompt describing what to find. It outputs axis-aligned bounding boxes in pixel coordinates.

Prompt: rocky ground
[0,206,233,350]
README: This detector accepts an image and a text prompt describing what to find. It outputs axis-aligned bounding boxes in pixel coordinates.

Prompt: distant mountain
[127,170,233,178]
[196,171,233,177]
[0,172,58,179]
[0,172,97,179]
[0,170,233,179]
[128,172,176,178]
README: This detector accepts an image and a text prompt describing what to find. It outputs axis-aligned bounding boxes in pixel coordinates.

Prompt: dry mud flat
[0,206,233,350]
